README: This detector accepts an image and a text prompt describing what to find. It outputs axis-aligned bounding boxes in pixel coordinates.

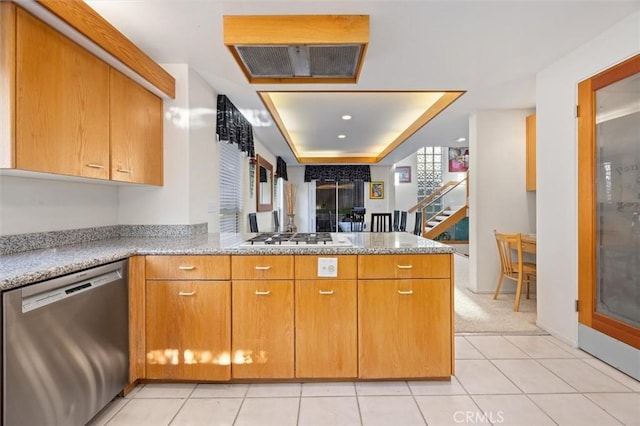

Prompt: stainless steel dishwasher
[2,259,129,426]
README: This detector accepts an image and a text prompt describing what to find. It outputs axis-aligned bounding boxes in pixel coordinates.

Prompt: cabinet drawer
[358,254,451,279]
[146,255,230,280]
[295,255,357,280]
[231,256,294,279]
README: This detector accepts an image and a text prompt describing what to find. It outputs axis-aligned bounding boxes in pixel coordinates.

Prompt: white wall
[187,68,219,231]
[469,109,536,293]
[536,11,640,345]
[365,165,393,217]
[0,175,119,235]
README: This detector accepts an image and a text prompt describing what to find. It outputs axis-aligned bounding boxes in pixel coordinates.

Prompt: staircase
[423,205,467,239]
[407,174,468,239]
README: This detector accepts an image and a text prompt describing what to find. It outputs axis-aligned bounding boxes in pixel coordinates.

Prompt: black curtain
[216,94,254,158]
[304,165,371,183]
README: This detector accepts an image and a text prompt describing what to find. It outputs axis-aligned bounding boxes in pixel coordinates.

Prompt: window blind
[219,142,243,233]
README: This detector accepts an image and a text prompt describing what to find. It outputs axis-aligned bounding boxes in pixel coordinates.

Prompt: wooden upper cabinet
[15,8,110,179]
[526,113,536,191]
[110,69,163,185]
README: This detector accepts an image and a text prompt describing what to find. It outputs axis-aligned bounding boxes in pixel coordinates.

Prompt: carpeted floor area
[453,254,544,334]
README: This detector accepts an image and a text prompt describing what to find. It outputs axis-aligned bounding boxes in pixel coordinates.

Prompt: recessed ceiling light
[341,115,352,120]
[338,134,346,139]
[456,137,466,143]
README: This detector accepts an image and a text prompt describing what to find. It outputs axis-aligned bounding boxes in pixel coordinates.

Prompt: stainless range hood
[223,15,369,84]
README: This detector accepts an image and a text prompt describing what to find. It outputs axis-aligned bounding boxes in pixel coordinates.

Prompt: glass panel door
[315,182,336,232]
[578,54,640,350]
[315,181,364,232]
[595,73,640,330]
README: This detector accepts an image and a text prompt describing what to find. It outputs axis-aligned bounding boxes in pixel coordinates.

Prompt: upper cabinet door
[15,9,110,179]
[110,69,163,185]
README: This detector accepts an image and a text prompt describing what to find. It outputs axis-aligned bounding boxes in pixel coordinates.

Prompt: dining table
[521,234,536,254]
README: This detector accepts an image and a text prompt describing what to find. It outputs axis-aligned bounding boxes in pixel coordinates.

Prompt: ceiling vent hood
[223,15,369,84]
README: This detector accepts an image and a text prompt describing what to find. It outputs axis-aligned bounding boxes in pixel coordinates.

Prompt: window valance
[275,156,288,181]
[216,94,255,158]
[304,165,371,183]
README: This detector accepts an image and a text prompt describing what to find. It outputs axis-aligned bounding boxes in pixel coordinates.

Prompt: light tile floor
[88,335,640,426]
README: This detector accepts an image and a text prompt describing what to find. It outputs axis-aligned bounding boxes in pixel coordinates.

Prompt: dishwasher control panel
[21,269,122,313]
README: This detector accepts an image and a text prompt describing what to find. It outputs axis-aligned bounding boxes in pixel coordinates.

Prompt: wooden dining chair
[370,213,392,232]
[413,211,422,235]
[248,213,259,233]
[493,230,537,312]
[399,211,408,232]
[392,210,400,231]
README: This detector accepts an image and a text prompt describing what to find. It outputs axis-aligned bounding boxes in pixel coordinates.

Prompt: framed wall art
[370,181,384,199]
[448,147,469,172]
[396,166,411,183]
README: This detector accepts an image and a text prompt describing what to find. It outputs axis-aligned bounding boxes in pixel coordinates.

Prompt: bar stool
[370,213,392,232]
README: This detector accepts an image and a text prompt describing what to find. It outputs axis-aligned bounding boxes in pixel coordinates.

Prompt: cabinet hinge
[575,299,579,312]
[576,105,580,118]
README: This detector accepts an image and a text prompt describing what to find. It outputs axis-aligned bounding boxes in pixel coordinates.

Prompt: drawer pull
[397,265,413,269]
[254,266,271,270]
[179,290,196,296]
[178,266,196,270]
[318,290,334,295]
[116,168,132,174]
[255,290,271,296]
[397,290,414,295]
[86,163,105,169]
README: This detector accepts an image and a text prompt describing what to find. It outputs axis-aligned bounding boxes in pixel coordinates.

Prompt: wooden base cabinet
[232,280,294,379]
[295,280,357,378]
[145,281,231,381]
[145,255,231,381]
[358,279,452,378]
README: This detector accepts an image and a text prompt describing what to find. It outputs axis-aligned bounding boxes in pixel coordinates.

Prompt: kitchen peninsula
[1,230,455,384]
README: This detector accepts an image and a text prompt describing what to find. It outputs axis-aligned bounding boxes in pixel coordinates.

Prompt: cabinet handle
[178,266,195,270]
[86,163,105,169]
[255,290,271,296]
[318,290,334,295]
[116,168,132,174]
[397,290,414,295]
[179,290,196,296]
[397,265,413,269]
[254,266,271,270]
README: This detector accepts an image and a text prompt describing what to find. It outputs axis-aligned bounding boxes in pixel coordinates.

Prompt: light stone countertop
[0,232,454,290]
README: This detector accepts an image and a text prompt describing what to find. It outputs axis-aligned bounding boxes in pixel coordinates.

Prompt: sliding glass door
[315,181,364,232]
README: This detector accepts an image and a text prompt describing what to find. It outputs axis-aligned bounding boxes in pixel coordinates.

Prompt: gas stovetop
[240,232,352,247]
